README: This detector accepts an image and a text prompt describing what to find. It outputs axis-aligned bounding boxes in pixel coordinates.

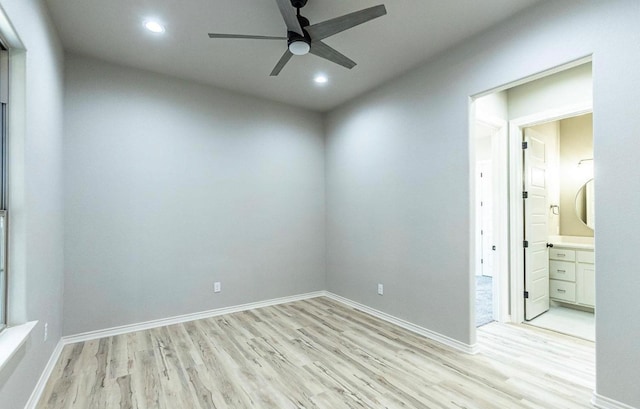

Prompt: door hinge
[480,201,483,207]
[481,258,483,264]
[524,291,529,299]
[523,240,529,248]
[481,229,483,235]
[522,191,528,199]
[522,141,528,149]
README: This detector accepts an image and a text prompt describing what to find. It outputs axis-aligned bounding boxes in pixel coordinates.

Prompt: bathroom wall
[559,114,594,237]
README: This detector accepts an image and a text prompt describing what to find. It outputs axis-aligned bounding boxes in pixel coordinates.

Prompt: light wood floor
[37,297,595,408]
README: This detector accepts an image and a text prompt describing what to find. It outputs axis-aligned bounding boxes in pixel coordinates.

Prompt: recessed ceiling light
[314,74,328,84]
[144,20,165,34]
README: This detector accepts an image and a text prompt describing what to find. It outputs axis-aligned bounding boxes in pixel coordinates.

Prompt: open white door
[477,162,494,277]
[523,128,550,320]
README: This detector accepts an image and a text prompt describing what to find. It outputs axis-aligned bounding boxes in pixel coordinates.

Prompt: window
[0,45,8,332]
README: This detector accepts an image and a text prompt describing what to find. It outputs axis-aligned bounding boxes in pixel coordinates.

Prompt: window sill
[0,320,37,373]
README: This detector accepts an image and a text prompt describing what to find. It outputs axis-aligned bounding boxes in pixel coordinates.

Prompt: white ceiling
[45,0,541,112]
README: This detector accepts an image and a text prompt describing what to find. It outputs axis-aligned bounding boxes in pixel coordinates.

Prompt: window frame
[0,44,9,332]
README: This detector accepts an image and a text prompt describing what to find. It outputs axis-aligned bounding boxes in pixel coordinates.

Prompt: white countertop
[548,235,594,250]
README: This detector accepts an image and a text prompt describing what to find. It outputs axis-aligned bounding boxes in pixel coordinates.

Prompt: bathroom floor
[526,306,595,341]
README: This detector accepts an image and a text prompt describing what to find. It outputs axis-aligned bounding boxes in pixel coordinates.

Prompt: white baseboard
[61,290,476,355]
[23,339,64,409]
[62,291,326,344]
[325,292,478,354]
[592,392,638,409]
[25,289,478,409]
[24,292,325,409]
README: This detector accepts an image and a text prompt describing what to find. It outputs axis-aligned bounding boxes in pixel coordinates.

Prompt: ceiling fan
[208,0,387,76]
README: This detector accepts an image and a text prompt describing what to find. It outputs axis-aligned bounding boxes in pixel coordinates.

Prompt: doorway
[473,115,508,328]
[517,113,595,341]
[471,60,594,341]
[474,131,495,327]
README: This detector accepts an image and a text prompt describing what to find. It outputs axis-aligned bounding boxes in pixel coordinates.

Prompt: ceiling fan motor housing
[287,29,311,55]
[288,15,311,46]
[290,0,308,9]
[297,15,310,28]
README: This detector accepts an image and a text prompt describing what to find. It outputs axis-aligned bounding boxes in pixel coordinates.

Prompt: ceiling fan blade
[270,49,294,76]
[208,33,287,40]
[306,5,387,41]
[309,41,356,69]
[274,0,304,36]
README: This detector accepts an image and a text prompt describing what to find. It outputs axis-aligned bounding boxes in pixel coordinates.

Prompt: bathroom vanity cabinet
[549,245,595,308]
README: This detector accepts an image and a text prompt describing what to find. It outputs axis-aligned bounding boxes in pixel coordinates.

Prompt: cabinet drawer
[550,280,576,302]
[549,248,575,261]
[577,251,595,264]
[549,260,576,281]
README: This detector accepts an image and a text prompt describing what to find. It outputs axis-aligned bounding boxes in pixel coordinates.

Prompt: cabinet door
[577,263,596,307]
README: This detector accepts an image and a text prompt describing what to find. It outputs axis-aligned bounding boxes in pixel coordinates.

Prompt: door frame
[508,101,593,324]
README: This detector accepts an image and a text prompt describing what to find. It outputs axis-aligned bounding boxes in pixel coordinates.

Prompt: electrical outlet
[44,323,48,342]
[377,283,384,295]
[214,282,221,293]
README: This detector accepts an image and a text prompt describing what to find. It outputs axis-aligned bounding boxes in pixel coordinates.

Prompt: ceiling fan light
[289,40,310,55]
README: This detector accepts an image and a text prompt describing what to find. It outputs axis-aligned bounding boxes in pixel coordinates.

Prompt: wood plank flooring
[36,297,595,408]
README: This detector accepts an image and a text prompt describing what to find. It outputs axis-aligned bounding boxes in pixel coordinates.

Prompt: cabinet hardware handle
[557,270,565,273]
[557,253,566,257]
[557,289,566,293]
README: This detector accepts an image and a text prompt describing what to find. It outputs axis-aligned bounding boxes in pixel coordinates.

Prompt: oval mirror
[575,178,594,230]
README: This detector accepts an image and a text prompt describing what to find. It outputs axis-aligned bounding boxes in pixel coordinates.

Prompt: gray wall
[325,0,640,406]
[4,1,639,408]
[63,54,326,335]
[0,0,65,408]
